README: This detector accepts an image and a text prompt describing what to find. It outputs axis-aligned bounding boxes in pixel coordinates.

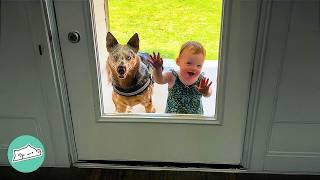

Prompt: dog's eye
[113,55,119,60]
[126,56,132,60]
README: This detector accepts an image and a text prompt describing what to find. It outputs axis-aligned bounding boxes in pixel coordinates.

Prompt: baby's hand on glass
[195,77,213,96]
[149,52,163,71]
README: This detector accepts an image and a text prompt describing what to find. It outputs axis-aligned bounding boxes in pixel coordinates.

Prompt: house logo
[12,144,43,163]
[7,135,45,173]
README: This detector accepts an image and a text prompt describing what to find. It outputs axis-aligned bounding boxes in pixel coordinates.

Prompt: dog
[105,32,155,113]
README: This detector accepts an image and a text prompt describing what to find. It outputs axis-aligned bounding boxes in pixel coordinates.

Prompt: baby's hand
[149,52,163,71]
[195,77,213,96]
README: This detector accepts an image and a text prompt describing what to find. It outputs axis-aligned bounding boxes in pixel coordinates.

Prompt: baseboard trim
[73,160,244,173]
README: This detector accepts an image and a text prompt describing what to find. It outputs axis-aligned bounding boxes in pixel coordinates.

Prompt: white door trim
[41,0,78,165]
[241,0,272,169]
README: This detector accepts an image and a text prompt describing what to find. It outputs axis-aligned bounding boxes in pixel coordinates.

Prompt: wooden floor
[1,167,320,180]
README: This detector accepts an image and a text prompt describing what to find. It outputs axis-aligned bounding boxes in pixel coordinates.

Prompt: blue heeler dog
[105,32,155,113]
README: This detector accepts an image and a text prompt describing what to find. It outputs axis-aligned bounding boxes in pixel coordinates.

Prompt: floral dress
[165,70,203,114]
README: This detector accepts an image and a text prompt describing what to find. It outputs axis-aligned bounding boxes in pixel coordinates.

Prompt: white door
[0,0,69,166]
[52,0,258,165]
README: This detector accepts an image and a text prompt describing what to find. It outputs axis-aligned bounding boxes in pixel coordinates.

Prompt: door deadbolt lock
[68,31,80,43]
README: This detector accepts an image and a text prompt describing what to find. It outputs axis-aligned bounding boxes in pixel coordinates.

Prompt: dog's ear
[127,33,139,53]
[106,32,119,52]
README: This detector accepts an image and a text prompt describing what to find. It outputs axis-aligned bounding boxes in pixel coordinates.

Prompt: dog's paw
[127,106,133,113]
[146,107,156,113]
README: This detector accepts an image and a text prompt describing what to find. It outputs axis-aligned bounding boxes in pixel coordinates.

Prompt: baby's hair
[178,41,206,58]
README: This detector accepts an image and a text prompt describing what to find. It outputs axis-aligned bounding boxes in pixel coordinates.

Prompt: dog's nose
[117,66,126,75]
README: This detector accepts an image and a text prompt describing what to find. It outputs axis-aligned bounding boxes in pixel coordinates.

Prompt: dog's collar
[113,77,152,97]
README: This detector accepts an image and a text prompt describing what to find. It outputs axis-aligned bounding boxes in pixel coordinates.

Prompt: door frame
[41,0,78,164]
[241,0,273,170]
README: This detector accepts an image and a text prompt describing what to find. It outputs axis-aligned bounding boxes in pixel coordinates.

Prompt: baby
[149,41,212,114]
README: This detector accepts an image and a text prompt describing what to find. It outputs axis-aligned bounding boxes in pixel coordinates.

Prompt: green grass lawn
[107,0,222,60]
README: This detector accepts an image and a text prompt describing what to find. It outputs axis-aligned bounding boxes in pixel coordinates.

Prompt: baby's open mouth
[187,72,195,76]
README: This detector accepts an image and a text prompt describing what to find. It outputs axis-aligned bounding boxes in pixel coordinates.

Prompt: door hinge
[38,44,43,55]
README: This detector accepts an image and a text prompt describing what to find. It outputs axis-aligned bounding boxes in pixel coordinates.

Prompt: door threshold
[73,160,246,173]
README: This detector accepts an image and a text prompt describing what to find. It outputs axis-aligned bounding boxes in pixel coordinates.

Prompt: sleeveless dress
[165,70,204,114]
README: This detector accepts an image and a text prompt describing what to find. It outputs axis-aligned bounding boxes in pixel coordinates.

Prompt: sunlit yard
[106,0,222,60]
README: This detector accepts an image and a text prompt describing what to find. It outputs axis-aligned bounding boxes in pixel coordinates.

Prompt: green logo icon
[7,135,45,173]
